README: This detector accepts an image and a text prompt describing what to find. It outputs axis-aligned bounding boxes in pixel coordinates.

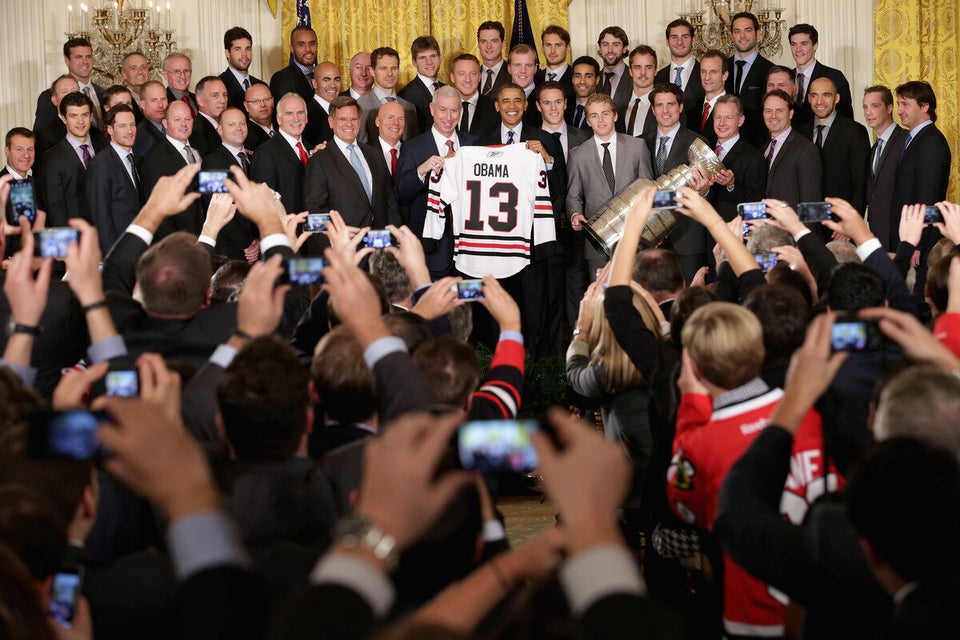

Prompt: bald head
[809,76,840,121]
[164,100,194,143]
[314,61,342,103]
[376,101,406,146]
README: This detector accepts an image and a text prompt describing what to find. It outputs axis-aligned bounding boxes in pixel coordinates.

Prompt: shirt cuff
[482,519,506,542]
[126,224,154,246]
[0,361,36,387]
[855,237,882,261]
[363,335,407,369]
[567,337,589,359]
[87,334,127,363]
[166,510,251,581]
[499,330,524,345]
[197,234,216,247]
[559,545,646,615]
[260,233,291,254]
[792,228,812,242]
[309,552,396,618]
[209,343,239,369]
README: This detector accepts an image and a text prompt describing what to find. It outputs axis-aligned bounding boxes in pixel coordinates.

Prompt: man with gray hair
[161,52,197,117]
[250,93,309,213]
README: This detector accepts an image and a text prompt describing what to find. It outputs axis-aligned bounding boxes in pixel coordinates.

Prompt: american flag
[296,0,311,27]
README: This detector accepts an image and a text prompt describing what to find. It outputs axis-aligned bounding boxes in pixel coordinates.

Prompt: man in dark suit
[618,45,659,138]
[708,95,766,222]
[596,26,633,109]
[34,38,105,157]
[644,83,711,282]
[477,21,510,98]
[395,87,477,277]
[342,52,373,100]
[242,83,276,151]
[507,44,542,129]
[762,89,823,207]
[539,82,591,163]
[250,93,310,215]
[534,25,575,104]
[304,96,400,245]
[357,47,419,144]
[725,12,774,148]
[190,76,228,157]
[132,80,168,160]
[269,26,317,104]
[37,91,101,227]
[120,51,149,123]
[567,56,600,130]
[303,61,339,148]
[892,80,951,299]
[800,77,870,213]
[219,26,264,110]
[162,52,198,117]
[140,100,204,237]
[863,85,908,251]
[398,36,444,133]
[789,24,854,124]
[202,107,258,260]
[2,128,35,182]
[450,54,499,140]
[654,19,705,129]
[87,104,143,252]
[34,75,80,159]
[693,50,729,147]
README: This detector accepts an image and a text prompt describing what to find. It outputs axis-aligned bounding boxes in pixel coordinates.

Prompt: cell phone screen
[738,202,769,221]
[797,202,834,222]
[49,569,83,628]
[363,230,393,249]
[198,171,229,193]
[652,190,678,209]
[305,213,331,232]
[455,279,485,300]
[34,228,79,258]
[105,370,140,397]
[27,410,109,461]
[924,206,943,224]
[753,251,779,272]
[831,320,883,352]
[286,257,328,286]
[457,419,539,472]
[6,179,36,225]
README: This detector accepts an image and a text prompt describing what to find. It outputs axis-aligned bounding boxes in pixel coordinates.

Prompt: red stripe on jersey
[455,240,530,251]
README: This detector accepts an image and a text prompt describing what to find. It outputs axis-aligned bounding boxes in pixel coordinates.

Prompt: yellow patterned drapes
[875,0,959,201]
[280,0,570,88]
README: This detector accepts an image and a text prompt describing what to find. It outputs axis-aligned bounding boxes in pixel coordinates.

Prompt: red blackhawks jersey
[424,145,555,278]
[667,387,841,638]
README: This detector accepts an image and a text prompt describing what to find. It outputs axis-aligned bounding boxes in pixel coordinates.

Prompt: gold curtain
[875,0,959,200]
[280,0,570,87]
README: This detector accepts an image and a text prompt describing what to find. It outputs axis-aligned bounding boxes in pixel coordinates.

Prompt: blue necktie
[674,66,683,87]
[347,143,372,202]
[901,133,913,160]
[507,130,515,144]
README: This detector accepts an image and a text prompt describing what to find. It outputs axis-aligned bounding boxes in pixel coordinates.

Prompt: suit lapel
[666,130,688,169]
[613,135,631,192]
[769,132,793,176]
[331,143,366,195]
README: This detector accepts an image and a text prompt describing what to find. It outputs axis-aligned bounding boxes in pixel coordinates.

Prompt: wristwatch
[5,318,42,336]
[333,515,399,570]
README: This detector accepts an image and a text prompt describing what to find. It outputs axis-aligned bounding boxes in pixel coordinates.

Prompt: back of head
[765,263,814,309]
[825,240,860,264]
[310,325,374,424]
[826,262,884,312]
[589,289,660,392]
[210,260,251,305]
[846,437,960,582]
[746,225,793,254]
[926,253,952,316]
[0,369,43,439]
[446,304,473,342]
[681,302,765,389]
[217,336,310,462]
[873,365,960,460]
[368,252,412,305]
[412,337,480,408]
[135,232,213,316]
[0,541,55,640]
[669,286,717,349]
[929,237,957,268]
[382,311,432,353]
[744,283,811,367]
[0,485,66,581]
[633,249,683,296]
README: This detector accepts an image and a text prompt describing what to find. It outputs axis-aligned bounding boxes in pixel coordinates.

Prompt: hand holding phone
[652,190,678,209]
[363,229,393,249]
[453,279,485,300]
[198,170,229,194]
[49,566,84,628]
[304,213,331,232]
[753,251,779,272]
[830,319,884,352]
[796,202,837,223]
[34,228,79,258]
[105,370,140,397]
[5,179,36,225]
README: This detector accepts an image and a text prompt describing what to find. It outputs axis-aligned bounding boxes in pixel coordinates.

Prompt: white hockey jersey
[424,145,556,278]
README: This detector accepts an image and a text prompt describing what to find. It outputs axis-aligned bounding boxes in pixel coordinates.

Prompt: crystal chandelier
[677,0,786,58]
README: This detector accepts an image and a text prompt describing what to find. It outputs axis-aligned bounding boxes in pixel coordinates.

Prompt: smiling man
[862,85,907,251]
[305,61,341,146]
[596,26,632,108]
[477,21,509,97]
[162,52,197,118]
[694,49,729,145]
[761,88,821,207]
[375,101,405,178]
[654,19,705,128]
[724,12,773,147]
[220,26,264,110]
[568,56,601,130]
[344,52,373,100]
[133,80,168,158]
[399,36,445,132]
[357,47,419,144]
[190,76,229,156]
[250,93,310,214]
[620,45,659,137]
[789,23,853,124]
[707,94,766,222]
[87,104,143,251]
[507,44,541,127]
[535,25,575,103]
[270,26,318,103]
[449,53,498,139]
[34,39,103,158]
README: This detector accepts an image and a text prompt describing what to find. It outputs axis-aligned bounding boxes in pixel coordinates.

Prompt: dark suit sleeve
[846,124,871,212]
[394,148,427,206]
[863,245,919,316]
[372,350,439,422]
[180,360,228,443]
[102,231,149,295]
[86,157,120,251]
[302,155,329,214]
[290,289,331,365]
[37,152,76,228]
[797,142,824,202]
[732,149,767,206]
[910,132,952,207]
[576,594,684,640]
[796,232,839,292]
[175,565,266,640]
[279,583,379,640]
[603,285,660,380]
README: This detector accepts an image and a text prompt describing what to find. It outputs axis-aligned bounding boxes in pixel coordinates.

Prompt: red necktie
[701,102,711,130]
[296,141,308,166]
[445,139,455,156]
[182,94,195,118]
[390,147,398,176]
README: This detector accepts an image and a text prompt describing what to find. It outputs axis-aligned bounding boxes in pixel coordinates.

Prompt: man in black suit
[618,45,658,138]
[2,128,34,182]
[119,52,148,123]
[596,26,632,109]
[34,38,105,157]
[270,26,317,104]
[708,95,766,222]
[863,85,908,251]
[132,80,168,159]
[87,104,143,252]
[789,24,854,124]
[800,77,870,213]
[304,96,400,241]
[37,91,101,227]
[398,36,444,133]
[477,21,510,98]
[762,89,822,206]
[725,12,773,148]
[449,53,499,140]
[539,82,591,163]
[219,26,264,110]
[567,56,600,130]
[162,52,198,117]
[508,44,542,128]
[242,83,276,151]
[190,76,228,157]
[644,83,711,282]
[534,25,575,104]
[303,61,338,148]
[395,87,477,277]
[250,93,309,215]
[892,80,951,299]
[654,19,705,130]
[140,100,204,237]
[34,75,80,159]
[202,107,258,260]
[693,50,729,147]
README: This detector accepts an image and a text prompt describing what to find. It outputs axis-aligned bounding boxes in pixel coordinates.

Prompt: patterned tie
[432,81,441,90]
[237,151,250,174]
[815,124,825,149]
[507,130,515,144]
[547,72,556,81]
[701,102,711,130]
[601,142,615,193]
[384,96,398,103]
[295,141,308,166]
[601,71,614,96]
[242,78,250,91]
[182,94,195,118]
[482,69,494,95]
[268,128,276,137]
[183,145,198,164]
[901,133,912,160]
[734,60,747,95]
[79,143,92,168]
[655,136,668,176]
[766,138,778,168]
[796,73,806,105]
[872,137,884,177]
[347,143,372,202]
[714,143,723,159]
[445,139,455,156]
[126,152,142,199]
[674,66,683,87]
[460,101,470,132]
[574,103,585,128]
[390,147,398,176]
[628,98,641,136]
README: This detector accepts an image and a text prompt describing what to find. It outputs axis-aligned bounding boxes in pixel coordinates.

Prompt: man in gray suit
[567,93,653,283]
[762,89,822,207]
[862,85,907,251]
[356,47,418,144]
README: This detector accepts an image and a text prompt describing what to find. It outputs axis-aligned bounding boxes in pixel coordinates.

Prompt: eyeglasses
[165,68,192,77]
[244,97,274,105]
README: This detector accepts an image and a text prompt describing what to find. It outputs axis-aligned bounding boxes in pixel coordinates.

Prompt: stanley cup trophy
[583,138,726,259]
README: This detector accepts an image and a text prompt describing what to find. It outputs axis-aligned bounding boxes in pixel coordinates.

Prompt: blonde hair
[681,302,764,390]
[588,289,662,393]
